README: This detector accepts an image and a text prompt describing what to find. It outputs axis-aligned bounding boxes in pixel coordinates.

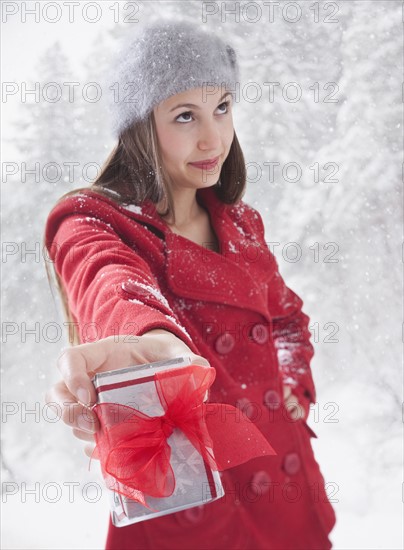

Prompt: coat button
[283,452,301,475]
[121,281,147,295]
[263,389,281,410]
[250,323,269,344]
[214,332,235,354]
[250,470,271,495]
[235,397,255,420]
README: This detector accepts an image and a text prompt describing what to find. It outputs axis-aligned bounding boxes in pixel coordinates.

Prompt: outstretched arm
[45,208,209,458]
[47,212,201,353]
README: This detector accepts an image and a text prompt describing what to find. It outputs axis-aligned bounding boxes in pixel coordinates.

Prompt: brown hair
[44,109,247,346]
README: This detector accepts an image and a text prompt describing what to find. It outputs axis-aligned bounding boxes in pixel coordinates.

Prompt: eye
[175,100,230,124]
[217,100,231,114]
[176,111,193,123]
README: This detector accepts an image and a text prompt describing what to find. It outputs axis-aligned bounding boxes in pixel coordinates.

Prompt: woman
[44,20,337,550]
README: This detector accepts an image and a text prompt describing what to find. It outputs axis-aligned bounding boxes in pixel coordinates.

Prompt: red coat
[45,184,337,550]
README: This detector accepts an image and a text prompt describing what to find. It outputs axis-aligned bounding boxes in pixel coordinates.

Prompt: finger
[84,442,99,460]
[285,393,299,408]
[45,380,77,420]
[189,354,211,368]
[283,385,292,400]
[289,404,305,421]
[138,332,210,368]
[45,380,100,433]
[72,428,96,442]
[56,336,161,405]
[111,333,205,369]
[57,344,108,406]
[283,390,304,415]
[138,332,190,364]
[285,397,305,420]
[74,405,100,433]
[45,379,75,404]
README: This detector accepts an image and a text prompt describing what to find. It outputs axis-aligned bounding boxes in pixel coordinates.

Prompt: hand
[44,330,210,459]
[283,384,306,421]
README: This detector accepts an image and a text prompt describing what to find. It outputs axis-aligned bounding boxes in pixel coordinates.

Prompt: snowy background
[1,1,402,548]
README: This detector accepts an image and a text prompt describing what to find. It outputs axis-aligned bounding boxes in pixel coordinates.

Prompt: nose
[197,119,221,151]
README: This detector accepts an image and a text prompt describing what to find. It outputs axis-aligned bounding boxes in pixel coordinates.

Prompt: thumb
[57,341,115,406]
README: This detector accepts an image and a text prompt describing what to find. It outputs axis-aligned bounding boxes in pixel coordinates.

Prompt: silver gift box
[92,355,225,527]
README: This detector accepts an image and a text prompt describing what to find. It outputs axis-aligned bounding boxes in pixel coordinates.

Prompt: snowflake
[282,376,298,387]
[123,204,143,214]
[235,224,246,236]
[165,314,192,339]
[129,281,173,311]
[128,298,145,306]
[228,241,237,253]
[175,298,193,311]
[277,349,294,365]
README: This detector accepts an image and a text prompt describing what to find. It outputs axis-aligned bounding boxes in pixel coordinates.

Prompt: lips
[189,156,220,169]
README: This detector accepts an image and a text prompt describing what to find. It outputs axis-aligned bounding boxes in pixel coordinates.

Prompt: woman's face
[153,86,235,192]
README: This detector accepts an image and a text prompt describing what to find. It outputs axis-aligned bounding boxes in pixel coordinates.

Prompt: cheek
[155,118,180,149]
[159,131,183,163]
[161,138,192,172]
[225,128,235,153]
[161,131,192,164]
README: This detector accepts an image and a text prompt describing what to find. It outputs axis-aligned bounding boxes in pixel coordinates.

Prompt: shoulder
[46,188,124,220]
[46,187,165,230]
[44,189,153,250]
[45,189,114,235]
[224,198,266,241]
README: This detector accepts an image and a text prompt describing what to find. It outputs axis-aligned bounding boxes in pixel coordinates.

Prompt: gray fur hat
[106,20,240,137]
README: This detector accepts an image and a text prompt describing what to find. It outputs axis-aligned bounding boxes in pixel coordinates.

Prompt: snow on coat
[45,184,337,550]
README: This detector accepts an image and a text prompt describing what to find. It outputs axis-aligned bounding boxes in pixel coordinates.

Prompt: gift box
[89,355,277,528]
[91,355,224,527]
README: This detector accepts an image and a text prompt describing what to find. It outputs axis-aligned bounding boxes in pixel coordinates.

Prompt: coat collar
[138,185,273,319]
[64,186,274,319]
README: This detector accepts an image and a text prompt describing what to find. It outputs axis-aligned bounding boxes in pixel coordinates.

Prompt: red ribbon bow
[89,364,276,508]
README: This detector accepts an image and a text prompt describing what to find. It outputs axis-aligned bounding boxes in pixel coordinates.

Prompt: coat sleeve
[246,205,316,419]
[46,211,201,354]
[267,268,316,419]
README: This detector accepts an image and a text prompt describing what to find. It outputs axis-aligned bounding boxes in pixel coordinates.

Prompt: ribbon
[88,364,276,509]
